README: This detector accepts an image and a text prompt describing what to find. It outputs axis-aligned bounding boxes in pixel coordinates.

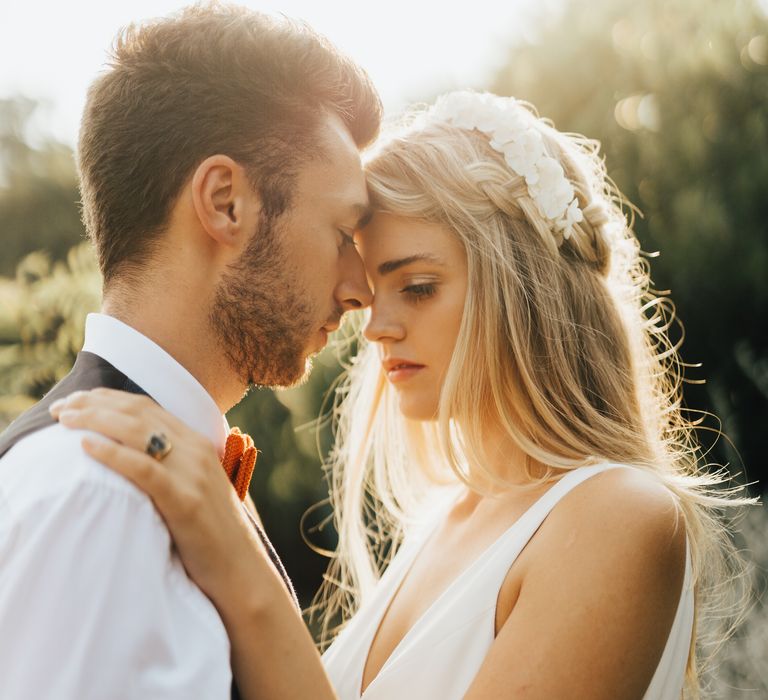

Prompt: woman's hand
[49,388,265,610]
[50,387,339,700]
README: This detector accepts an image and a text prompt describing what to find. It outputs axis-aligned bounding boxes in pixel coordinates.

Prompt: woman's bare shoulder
[469,465,689,699]
[555,465,685,540]
[528,464,688,589]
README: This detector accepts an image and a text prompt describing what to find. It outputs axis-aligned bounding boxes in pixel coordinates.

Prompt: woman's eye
[401,283,436,301]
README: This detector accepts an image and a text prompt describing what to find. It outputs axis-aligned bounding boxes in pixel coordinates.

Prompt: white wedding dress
[322,463,694,699]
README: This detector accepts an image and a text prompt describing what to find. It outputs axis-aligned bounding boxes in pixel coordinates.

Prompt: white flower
[500,130,545,185]
[433,90,584,246]
[529,158,570,218]
[555,199,584,240]
[565,199,584,225]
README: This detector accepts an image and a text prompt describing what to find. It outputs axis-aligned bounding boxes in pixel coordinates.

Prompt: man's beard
[209,213,318,389]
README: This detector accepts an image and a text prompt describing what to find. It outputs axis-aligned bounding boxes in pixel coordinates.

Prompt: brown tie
[220,427,257,501]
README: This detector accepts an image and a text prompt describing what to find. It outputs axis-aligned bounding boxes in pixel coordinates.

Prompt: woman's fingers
[50,388,212,455]
[53,390,270,608]
[50,389,226,488]
[81,433,172,505]
[82,427,262,604]
[80,432,220,528]
[58,403,222,489]
[57,406,156,452]
[50,387,154,417]
[51,389,176,432]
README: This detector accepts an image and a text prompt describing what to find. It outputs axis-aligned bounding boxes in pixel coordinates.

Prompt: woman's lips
[384,361,426,384]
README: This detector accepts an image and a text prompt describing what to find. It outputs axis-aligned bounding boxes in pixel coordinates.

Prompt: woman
[50,91,753,699]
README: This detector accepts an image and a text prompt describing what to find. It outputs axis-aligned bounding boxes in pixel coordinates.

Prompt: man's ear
[191,155,259,247]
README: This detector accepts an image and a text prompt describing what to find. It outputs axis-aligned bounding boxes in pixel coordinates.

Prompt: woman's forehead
[357,214,465,269]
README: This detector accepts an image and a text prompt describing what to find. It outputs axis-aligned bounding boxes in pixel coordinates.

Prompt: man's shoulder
[0,423,232,699]
[0,422,151,518]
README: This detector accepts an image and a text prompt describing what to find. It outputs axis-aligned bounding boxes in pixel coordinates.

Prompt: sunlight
[0,0,552,145]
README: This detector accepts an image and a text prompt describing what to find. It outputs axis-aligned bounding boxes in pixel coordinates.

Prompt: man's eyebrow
[377,254,445,276]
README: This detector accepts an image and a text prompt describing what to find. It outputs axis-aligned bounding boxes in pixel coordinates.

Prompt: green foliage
[0,244,101,425]
[0,97,85,276]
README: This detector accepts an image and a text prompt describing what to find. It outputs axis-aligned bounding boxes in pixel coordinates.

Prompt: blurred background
[1,0,766,693]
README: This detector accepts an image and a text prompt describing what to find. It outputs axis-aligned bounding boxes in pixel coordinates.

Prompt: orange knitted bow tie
[220,427,258,501]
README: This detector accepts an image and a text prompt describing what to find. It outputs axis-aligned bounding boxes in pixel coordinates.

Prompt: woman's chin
[396,395,439,422]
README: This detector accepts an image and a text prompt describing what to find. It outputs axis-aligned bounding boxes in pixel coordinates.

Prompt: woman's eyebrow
[377,254,445,276]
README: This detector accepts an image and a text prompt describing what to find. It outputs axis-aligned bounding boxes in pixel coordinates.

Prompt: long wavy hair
[310,92,756,696]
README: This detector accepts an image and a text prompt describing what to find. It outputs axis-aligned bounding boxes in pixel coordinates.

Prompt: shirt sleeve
[0,474,232,700]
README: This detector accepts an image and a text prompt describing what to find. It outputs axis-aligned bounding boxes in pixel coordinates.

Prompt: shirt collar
[81,313,229,456]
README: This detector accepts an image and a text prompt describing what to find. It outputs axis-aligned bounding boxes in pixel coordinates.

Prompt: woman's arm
[464,467,688,700]
[217,563,336,700]
[50,388,337,700]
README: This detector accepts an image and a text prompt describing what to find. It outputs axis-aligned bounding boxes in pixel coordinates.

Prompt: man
[0,4,381,698]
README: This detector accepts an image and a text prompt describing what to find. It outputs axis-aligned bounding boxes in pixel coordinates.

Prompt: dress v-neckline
[357,492,460,697]
[357,471,582,698]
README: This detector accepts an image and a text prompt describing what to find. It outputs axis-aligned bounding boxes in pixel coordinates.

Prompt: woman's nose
[363,303,405,343]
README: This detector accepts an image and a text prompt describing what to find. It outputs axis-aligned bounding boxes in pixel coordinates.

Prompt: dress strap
[493,463,633,553]
[451,463,635,597]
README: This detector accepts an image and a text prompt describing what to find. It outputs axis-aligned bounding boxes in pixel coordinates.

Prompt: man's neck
[100,296,244,413]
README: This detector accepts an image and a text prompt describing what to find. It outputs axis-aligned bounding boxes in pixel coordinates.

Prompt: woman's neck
[465,421,551,491]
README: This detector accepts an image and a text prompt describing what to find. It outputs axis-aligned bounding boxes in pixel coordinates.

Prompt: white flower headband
[430,91,584,243]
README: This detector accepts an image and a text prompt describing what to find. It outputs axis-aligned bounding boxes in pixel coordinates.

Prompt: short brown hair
[77,2,382,284]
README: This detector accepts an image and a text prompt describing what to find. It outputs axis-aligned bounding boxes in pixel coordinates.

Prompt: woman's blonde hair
[310,93,757,696]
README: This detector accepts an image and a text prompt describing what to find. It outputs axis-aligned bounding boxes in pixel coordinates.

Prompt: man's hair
[77,2,382,284]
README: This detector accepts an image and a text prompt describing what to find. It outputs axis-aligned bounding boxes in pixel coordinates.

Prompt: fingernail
[49,399,65,414]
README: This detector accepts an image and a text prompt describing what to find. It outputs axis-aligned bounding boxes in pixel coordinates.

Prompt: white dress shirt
[0,313,233,700]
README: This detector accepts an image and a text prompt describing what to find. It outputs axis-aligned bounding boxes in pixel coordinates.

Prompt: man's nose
[337,247,373,312]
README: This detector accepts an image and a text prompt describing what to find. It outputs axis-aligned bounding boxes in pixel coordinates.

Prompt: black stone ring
[145,432,173,461]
